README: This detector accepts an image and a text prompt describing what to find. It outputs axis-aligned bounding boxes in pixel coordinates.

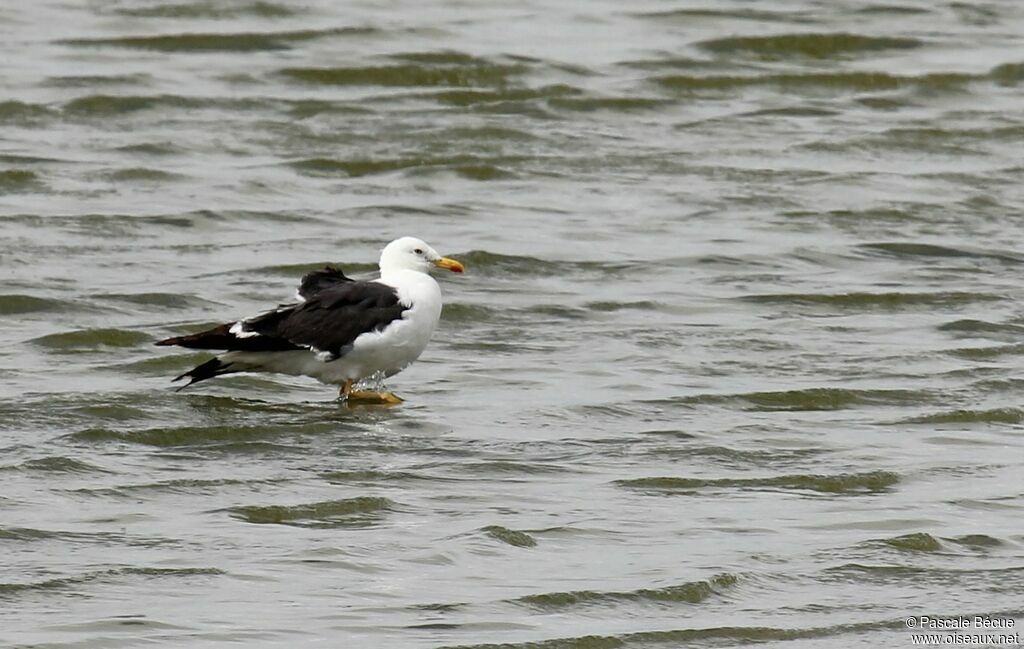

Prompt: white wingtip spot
[314,350,336,362]
[229,321,261,338]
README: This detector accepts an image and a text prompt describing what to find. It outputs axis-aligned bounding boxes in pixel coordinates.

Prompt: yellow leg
[339,379,401,405]
[339,379,353,399]
[347,389,403,405]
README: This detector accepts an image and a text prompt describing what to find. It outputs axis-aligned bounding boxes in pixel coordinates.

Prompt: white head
[378,236,465,275]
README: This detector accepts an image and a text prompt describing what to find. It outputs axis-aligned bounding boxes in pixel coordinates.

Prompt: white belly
[320,304,439,382]
[222,271,442,386]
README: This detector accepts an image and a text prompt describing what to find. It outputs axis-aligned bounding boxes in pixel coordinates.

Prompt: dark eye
[414,248,423,254]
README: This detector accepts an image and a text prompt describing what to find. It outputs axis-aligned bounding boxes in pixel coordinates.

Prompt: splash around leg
[337,373,403,405]
[348,390,404,405]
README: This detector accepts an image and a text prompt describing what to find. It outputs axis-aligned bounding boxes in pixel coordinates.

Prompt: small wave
[617,470,899,494]
[822,563,929,579]
[867,127,1024,154]
[0,294,68,315]
[388,50,507,66]
[62,95,279,118]
[321,469,433,484]
[43,74,150,88]
[1,394,152,429]
[456,461,574,476]
[0,566,223,598]
[437,619,899,649]
[633,8,810,23]
[878,532,943,552]
[644,445,825,467]
[666,387,930,411]
[447,340,525,354]
[116,141,189,156]
[456,250,637,278]
[586,300,662,312]
[63,94,200,116]
[784,206,930,225]
[104,167,186,183]
[622,56,750,73]
[280,62,524,87]
[443,126,539,141]
[112,354,209,376]
[228,496,394,527]
[656,71,973,94]
[697,33,921,59]
[288,156,518,180]
[0,154,63,165]
[946,344,1024,360]
[548,96,670,112]
[69,422,334,447]
[860,242,1024,263]
[898,408,1024,424]
[515,573,737,608]
[991,62,1024,86]
[429,84,578,106]
[5,457,110,474]
[740,291,1002,309]
[30,328,152,350]
[827,563,1024,590]
[939,319,1024,336]
[61,28,371,52]
[949,534,1004,548]
[72,477,264,497]
[172,208,325,225]
[973,378,1024,393]
[454,250,560,276]
[743,106,839,118]
[0,169,42,193]
[855,5,932,15]
[112,1,300,19]
[482,525,537,548]
[440,303,500,324]
[522,304,589,320]
[434,164,513,180]
[0,101,56,124]
[0,526,61,541]
[92,292,211,310]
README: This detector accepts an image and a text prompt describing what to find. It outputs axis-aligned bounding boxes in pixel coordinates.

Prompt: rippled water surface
[3,1,1024,647]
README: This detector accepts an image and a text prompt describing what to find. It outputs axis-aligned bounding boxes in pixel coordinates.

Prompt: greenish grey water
[2,1,1024,647]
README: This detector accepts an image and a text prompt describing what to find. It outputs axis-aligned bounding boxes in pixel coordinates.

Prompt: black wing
[248,281,407,359]
[156,281,407,360]
[297,265,353,300]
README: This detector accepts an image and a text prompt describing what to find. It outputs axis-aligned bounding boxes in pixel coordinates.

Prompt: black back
[249,282,406,357]
[297,265,352,300]
[156,280,407,360]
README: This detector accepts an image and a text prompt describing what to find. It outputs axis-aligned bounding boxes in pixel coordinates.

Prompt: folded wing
[156,280,407,361]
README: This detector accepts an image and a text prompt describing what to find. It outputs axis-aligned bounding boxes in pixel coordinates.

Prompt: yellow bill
[434,257,465,273]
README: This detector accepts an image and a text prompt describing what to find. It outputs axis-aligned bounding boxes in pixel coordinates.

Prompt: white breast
[325,270,442,380]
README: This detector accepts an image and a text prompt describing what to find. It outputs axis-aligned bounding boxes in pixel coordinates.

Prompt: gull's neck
[380,265,430,283]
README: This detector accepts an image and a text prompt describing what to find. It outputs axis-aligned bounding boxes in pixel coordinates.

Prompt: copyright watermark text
[906,616,1019,645]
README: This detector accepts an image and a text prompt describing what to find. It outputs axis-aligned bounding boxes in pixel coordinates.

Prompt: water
[3,1,1024,647]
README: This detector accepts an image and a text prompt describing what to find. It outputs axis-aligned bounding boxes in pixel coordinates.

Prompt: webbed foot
[347,390,403,405]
